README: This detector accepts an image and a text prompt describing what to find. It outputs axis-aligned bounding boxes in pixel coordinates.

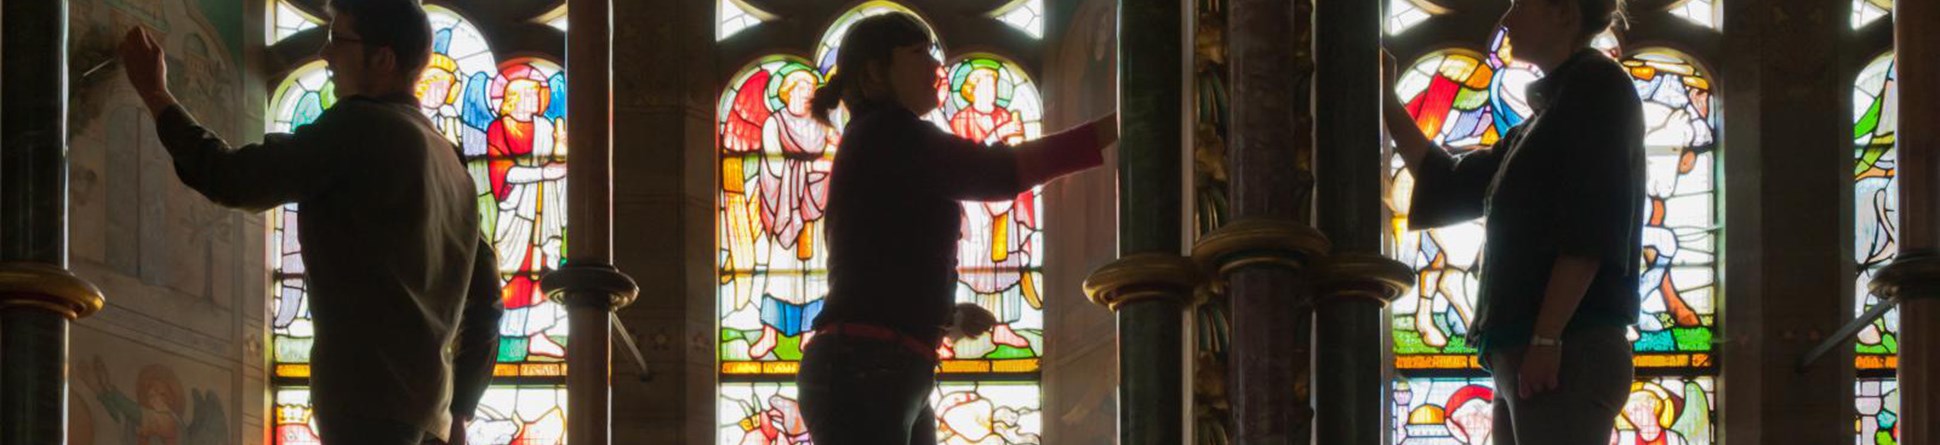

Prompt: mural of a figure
[76,357,229,445]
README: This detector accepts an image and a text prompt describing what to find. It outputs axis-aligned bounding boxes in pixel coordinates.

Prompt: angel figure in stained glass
[1613,381,1710,445]
[415,32,465,144]
[1443,384,1493,445]
[758,66,836,262]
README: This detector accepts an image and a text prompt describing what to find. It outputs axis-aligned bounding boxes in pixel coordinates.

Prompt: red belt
[814,322,938,362]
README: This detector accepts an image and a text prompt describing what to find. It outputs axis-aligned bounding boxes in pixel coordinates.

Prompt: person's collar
[344,88,418,106]
[1527,48,1605,111]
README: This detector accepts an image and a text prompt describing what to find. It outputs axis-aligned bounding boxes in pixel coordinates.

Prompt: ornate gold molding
[1190,217,1331,277]
[1084,253,1204,311]
[0,261,106,320]
[1315,252,1414,307]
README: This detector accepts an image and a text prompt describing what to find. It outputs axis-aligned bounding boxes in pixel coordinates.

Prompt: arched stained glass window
[716,5,1046,444]
[717,0,768,41]
[992,0,1045,39]
[1853,52,1900,445]
[1386,37,1722,444]
[1386,0,1437,35]
[813,1,944,74]
[271,0,323,44]
[266,7,571,445]
[1668,0,1720,30]
[1853,0,1893,29]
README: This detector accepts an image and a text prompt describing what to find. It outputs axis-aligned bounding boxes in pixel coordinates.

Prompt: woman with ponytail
[795,12,1117,444]
[1382,0,1643,443]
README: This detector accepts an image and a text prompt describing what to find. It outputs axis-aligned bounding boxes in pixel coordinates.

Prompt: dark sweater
[155,94,502,439]
[813,107,1101,345]
[1407,50,1647,354]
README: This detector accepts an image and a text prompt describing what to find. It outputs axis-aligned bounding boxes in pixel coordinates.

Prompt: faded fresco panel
[64,0,261,444]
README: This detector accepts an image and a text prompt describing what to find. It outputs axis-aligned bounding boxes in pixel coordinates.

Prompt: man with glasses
[118,0,502,443]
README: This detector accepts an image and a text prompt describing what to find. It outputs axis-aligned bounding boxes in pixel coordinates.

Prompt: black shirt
[1408,49,1647,353]
[155,95,503,438]
[813,107,1099,345]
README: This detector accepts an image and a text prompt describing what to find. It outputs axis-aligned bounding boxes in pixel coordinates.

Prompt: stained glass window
[993,0,1045,39]
[1388,44,1720,368]
[1386,0,1435,35]
[1853,53,1899,445]
[1386,36,1722,443]
[1391,376,1716,444]
[1857,378,1901,445]
[717,5,1045,443]
[272,0,323,44]
[813,1,944,75]
[717,381,1043,444]
[275,387,568,445]
[717,0,767,41]
[1854,53,1900,370]
[1669,0,1719,30]
[267,7,569,443]
[1853,0,1892,29]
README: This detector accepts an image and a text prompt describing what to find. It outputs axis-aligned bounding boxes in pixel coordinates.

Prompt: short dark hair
[1551,0,1629,43]
[328,0,433,76]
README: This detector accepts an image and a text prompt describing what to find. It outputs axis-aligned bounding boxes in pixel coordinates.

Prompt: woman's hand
[943,302,999,341]
[1093,112,1120,150]
[1517,345,1563,399]
[446,416,470,445]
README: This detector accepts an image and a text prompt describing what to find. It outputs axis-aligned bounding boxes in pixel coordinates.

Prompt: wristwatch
[1530,335,1563,348]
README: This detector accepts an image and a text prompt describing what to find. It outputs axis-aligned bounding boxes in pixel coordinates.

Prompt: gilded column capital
[1190,217,1331,277]
[1084,253,1204,311]
[0,261,106,320]
[1314,252,1413,307]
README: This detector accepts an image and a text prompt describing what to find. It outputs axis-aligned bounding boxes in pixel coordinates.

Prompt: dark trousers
[1487,325,1635,445]
[798,334,937,445]
[316,412,435,445]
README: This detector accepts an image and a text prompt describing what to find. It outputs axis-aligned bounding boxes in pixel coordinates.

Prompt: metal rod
[609,312,652,381]
[1798,293,1900,372]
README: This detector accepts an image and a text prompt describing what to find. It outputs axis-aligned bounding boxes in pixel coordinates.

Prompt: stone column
[1716,0,1850,441]
[0,1,107,444]
[1083,0,1193,443]
[1878,1,1940,443]
[1311,0,1413,443]
[542,1,639,444]
[1197,0,1333,444]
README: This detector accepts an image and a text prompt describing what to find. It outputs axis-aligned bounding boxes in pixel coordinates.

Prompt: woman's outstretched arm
[920,113,1117,201]
[1382,51,1501,229]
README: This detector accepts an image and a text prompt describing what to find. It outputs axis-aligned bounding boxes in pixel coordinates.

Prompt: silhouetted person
[118,0,502,443]
[1381,0,1643,443]
[795,12,1118,444]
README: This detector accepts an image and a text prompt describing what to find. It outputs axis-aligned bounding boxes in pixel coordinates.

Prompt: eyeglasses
[327,33,364,45]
